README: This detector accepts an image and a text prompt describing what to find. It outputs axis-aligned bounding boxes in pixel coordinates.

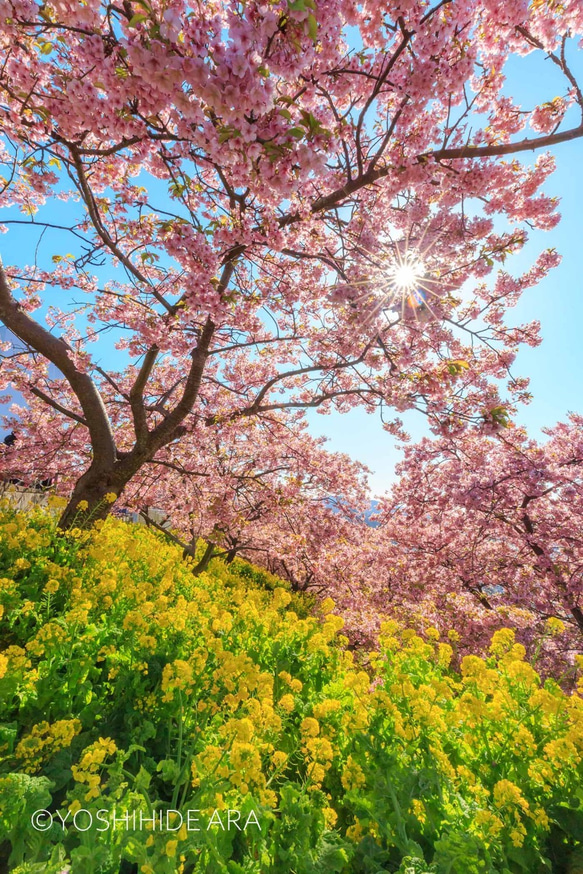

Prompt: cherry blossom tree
[391,418,583,620]
[0,382,370,580]
[118,413,371,581]
[333,416,582,673]
[0,0,582,527]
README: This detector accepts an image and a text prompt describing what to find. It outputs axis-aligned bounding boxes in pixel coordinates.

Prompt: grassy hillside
[0,505,582,874]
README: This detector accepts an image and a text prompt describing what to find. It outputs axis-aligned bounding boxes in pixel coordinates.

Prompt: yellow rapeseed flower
[545,617,565,636]
[278,694,295,713]
[300,717,320,737]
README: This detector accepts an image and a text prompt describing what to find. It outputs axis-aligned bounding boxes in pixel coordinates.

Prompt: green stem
[171,697,184,809]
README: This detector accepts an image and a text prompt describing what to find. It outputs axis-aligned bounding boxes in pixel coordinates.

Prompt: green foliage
[0,506,582,873]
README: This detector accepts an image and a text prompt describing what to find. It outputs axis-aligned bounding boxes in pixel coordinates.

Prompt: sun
[329,227,444,325]
[388,259,426,293]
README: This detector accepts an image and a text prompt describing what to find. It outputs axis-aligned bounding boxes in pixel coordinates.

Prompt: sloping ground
[0,505,582,874]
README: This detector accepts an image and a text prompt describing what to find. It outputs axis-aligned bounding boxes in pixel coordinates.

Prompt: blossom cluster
[0,506,581,872]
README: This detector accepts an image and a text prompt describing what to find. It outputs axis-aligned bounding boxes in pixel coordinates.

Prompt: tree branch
[28,385,87,426]
[129,345,159,445]
[0,258,116,468]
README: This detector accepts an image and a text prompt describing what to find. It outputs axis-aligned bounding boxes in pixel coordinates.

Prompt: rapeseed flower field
[0,504,582,873]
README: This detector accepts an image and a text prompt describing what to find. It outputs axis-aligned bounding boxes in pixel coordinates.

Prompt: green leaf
[263,142,291,161]
[140,252,159,264]
[307,13,318,41]
[134,765,152,790]
[0,722,18,754]
[446,359,470,375]
[489,405,510,427]
[128,13,149,27]
[157,758,180,782]
[298,109,330,138]
[218,125,242,144]
[552,805,583,842]
[32,107,50,122]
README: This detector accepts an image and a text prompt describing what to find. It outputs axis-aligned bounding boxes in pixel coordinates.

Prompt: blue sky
[308,49,583,494]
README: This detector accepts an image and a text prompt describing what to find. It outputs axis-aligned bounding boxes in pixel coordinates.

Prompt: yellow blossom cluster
[1,506,582,873]
[15,719,82,773]
[70,737,117,801]
[359,621,583,860]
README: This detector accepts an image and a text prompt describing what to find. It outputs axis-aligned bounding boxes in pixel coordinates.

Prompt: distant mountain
[363,500,381,527]
[327,497,382,527]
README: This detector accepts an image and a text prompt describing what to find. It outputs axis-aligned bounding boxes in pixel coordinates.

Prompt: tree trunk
[570,603,583,636]
[225,537,239,564]
[57,464,127,529]
[57,448,152,529]
[191,540,216,576]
